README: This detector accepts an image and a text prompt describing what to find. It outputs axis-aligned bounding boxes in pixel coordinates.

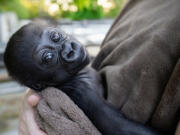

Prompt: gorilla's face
[32,27,89,85]
[33,27,89,73]
[4,23,89,90]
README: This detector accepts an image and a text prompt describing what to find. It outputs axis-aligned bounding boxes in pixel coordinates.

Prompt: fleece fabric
[35,87,101,135]
[92,0,180,134]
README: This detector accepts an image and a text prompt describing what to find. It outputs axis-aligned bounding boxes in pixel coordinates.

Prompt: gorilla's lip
[69,52,89,74]
[60,42,80,63]
[60,47,89,74]
[60,46,85,63]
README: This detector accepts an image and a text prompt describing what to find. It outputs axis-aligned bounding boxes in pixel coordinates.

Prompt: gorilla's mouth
[60,41,89,74]
[60,41,80,63]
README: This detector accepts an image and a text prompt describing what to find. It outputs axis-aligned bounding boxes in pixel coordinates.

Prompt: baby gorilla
[4,21,106,132]
[4,21,92,90]
[4,21,159,135]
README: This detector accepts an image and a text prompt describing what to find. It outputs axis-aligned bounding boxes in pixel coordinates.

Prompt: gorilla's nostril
[67,51,74,58]
[71,42,76,50]
[60,41,81,63]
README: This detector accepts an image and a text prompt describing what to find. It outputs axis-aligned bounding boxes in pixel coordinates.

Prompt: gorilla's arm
[58,67,160,135]
[86,98,159,135]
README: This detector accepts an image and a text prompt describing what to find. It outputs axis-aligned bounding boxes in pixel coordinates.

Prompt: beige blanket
[35,87,101,135]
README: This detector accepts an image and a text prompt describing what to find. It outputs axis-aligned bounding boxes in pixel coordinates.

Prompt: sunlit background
[0,0,125,19]
[0,0,126,135]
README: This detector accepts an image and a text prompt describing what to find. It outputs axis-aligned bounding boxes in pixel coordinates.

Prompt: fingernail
[28,95,40,107]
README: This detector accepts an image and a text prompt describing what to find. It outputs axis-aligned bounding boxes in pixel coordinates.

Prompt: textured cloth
[35,87,101,135]
[92,0,180,134]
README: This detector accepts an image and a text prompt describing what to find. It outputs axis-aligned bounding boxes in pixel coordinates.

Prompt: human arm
[18,89,47,135]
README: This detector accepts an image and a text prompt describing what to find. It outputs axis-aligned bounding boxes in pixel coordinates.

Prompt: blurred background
[0,0,126,134]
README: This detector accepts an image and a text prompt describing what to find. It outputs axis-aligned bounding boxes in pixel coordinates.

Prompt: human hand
[18,89,47,135]
[35,87,101,135]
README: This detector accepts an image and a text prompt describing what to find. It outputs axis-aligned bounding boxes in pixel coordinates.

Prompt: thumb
[28,94,40,107]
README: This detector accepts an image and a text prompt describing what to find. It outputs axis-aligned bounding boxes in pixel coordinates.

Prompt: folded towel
[35,87,101,135]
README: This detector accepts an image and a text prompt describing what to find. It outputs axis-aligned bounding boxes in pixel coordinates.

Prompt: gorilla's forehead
[44,27,67,35]
[41,27,68,40]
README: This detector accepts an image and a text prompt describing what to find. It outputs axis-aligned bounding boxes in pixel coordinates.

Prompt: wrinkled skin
[4,21,160,135]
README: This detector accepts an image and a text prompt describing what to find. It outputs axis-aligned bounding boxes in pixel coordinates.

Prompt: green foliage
[61,0,125,20]
[74,0,91,11]
[0,0,126,20]
[0,0,30,19]
[104,0,125,18]
[62,0,104,20]
[62,8,103,20]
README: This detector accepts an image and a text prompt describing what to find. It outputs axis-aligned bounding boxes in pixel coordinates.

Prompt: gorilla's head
[4,21,89,91]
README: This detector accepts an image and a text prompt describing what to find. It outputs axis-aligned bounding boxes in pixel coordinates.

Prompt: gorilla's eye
[43,52,54,64]
[50,31,61,42]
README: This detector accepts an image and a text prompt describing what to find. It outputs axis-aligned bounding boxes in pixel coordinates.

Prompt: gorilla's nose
[61,41,81,63]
